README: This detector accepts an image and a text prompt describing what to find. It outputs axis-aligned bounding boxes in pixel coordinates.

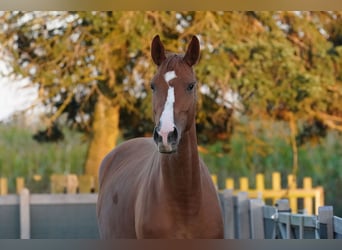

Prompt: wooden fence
[0,188,341,239]
[219,190,342,239]
[0,174,98,195]
[211,172,324,215]
[0,172,324,216]
[0,189,98,239]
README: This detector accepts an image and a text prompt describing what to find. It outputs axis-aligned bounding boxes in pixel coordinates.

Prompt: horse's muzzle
[153,125,178,153]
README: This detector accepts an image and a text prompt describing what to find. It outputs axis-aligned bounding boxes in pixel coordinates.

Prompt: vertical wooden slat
[0,177,8,195]
[256,174,265,199]
[256,173,265,191]
[221,189,235,239]
[50,174,66,193]
[318,206,334,239]
[272,172,281,204]
[285,214,291,239]
[315,186,325,215]
[276,199,291,212]
[66,174,78,194]
[262,205,278,239]
[236,192,250,239]
[78,175,95,193]
[239,177,249,191]
[249,198,265,239]
[303,177,313,215]
[298,215,304,239]
[20,188,30,239]
[225,178,234,190]
[16,177,25,194]
[287,174,297,213]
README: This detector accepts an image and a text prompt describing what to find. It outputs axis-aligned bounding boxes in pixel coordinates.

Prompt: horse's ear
[151,35,166,66]
[183,36,200,66]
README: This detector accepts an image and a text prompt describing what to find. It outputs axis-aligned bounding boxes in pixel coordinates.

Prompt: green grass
[1,121,342,216]
[200,128,342,216]
[0,123,88,193]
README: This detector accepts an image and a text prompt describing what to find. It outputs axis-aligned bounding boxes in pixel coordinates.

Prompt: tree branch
[306,107,342,132]
[47,91,74,127]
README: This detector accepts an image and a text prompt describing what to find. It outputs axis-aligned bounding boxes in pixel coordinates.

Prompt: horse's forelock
[158,54,191,76]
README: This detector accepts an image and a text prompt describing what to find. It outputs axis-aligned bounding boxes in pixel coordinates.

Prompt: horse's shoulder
[198,157,216,187]
[98,137,156,184]
[199,157,210,174]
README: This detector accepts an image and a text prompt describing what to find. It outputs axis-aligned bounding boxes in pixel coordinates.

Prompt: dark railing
[0,188,341,239]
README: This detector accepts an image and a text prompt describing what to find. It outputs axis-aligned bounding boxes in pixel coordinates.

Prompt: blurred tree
[1,11,341,180]
[183,11,342,177]
[0,11,160,176]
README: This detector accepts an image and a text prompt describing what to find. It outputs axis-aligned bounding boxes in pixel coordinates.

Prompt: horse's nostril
[153,126,160,143]
[167,127,178,143]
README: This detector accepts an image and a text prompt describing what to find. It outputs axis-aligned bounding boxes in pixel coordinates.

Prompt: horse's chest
[136,212,199,239]
[135,198,204,238]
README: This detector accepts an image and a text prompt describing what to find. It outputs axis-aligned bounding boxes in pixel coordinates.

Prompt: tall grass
[1,122,341,215]
[0,123,88,193]
[200,126,342,216]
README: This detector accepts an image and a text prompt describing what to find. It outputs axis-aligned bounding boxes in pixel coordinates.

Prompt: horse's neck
[160,125,202,206]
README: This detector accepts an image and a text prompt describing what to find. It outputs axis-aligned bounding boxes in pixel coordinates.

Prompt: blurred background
[0,11,341,215]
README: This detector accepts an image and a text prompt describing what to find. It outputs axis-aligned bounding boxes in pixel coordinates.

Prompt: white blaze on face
[159,70,177,146]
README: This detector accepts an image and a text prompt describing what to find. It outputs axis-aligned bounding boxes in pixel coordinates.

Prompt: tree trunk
[287,112,299,178]
[85,95,120,177]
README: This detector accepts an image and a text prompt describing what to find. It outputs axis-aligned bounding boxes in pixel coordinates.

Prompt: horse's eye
[187,82,196,91]
[150,83,156,91]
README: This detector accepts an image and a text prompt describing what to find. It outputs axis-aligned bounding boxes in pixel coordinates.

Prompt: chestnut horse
[96,35,224,239]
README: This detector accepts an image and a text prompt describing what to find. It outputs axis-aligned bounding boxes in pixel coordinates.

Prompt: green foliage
[1,11,342,214]
[0,124,88,193]
[1,11,341,141]
[200,122,342,216]
[202,128,342,183]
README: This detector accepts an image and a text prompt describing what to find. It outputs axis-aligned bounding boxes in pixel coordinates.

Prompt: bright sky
[0,78,38,122]
[0,61,39,122]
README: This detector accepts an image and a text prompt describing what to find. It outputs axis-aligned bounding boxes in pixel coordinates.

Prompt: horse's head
[150,35,200,153]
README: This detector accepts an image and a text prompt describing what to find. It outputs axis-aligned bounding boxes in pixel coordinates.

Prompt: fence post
[236,192,250,239]
[318,206,334,239]
[239,177,249,191]
[287,174,297,213]
[16,177,25,194]
[66,174,78,194]
[78,175,95,193]
[225,178,234,190]
[220,189,235,239]
[275,199,291,212]
[249,198,265,239]
[50,174,66,193]
[255,173,265,192]
[303,177,313,215]
[0,177,8,195]
[272,172,281,204]
[20,188,30,239]
[275,199,291,239]
[315,186,325,215]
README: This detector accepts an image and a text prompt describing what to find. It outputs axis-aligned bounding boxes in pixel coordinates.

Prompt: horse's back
[97,137,157,238]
